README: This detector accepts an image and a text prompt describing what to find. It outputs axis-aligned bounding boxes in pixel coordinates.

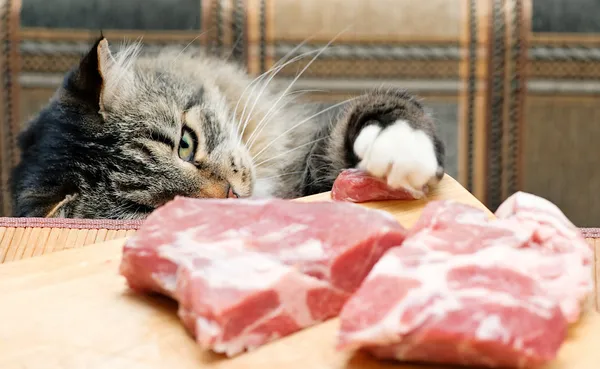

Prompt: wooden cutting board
[1,175,598,369]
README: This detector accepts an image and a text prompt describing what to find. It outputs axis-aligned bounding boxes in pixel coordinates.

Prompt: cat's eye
[178,128,196,162]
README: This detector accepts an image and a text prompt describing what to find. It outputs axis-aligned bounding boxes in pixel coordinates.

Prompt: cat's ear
[69,36,130,113]
[96,38,116,112]
[68,36,108,109]
[97,38,137,113]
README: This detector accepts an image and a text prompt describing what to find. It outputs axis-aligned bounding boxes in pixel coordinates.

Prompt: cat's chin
[250,178,277,199]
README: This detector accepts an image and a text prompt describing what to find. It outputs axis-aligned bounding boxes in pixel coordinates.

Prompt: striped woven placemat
[0,218,142,263]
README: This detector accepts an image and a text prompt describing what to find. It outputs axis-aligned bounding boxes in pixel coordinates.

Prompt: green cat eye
[178,128,196,162]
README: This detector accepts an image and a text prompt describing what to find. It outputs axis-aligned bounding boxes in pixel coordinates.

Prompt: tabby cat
[10,37,446,219]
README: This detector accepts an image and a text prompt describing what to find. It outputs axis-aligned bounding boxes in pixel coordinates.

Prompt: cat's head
[10,37,255,219]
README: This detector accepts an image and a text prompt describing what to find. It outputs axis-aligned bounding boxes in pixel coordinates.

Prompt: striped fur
[10,37,446,219]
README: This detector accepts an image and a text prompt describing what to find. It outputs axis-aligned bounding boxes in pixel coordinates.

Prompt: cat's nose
[227,185,239,199]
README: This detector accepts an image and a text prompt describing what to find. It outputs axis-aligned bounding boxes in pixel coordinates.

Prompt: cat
[9,37,446,220]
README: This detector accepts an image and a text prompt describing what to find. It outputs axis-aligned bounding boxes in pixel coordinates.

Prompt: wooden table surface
[1,174,599,369]
[0,223,137,263]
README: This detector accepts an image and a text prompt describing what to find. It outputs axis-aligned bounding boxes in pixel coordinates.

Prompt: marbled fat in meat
[404,198,593,323]
[338,193,592,368]
[337,244,568,368]
[119,196,408,356]
[174,244,347,356]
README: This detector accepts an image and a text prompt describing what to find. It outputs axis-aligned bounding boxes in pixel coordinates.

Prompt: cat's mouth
[227,185,239,199]
[196,180,247,199]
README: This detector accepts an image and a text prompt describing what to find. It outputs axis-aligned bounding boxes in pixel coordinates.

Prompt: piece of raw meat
[494,192,594,322]
[331,169,421,203]
[174,242,348,356]
[495,191,593,264]
[402,222,590,325]
[403,199,593,323]
[407,199,492,237]
[119,196,408,355]
[337,246,568,369]
[337,194,592,367]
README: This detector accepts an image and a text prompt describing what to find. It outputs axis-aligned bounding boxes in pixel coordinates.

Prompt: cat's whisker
[245,89,306,147]
[254,136,327,168]
[171,34,203,63]
[302,171,332,190]
[239,65,332,148]
[234,48,324,141]
[231,74,267,137]
[231,52,309,138]
[239,57,332,148]
[236,48,324,119]
[241,27,351,148]
[222,33,245,61]
[234,69,282,139]
[252,97,356,161]
[235,63,288,136]
[256,170,306,181]
[232,32,329,138]
[246,89,325,149]
[246,89,326,149]
[157,29,213,81]
[232,36,317,136]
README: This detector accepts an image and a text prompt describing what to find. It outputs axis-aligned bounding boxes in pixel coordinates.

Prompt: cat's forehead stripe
[183,107,222,156]
[202,110,221,154]
[184,87,205,112]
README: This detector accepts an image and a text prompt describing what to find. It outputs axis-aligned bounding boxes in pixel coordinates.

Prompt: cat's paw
[353,120,442,199]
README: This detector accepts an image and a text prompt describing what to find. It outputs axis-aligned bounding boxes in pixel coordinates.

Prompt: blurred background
[0,0,598,226]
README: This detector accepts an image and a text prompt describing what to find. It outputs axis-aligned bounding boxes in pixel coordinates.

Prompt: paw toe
[353,124,381,160]
[354,119,441,195]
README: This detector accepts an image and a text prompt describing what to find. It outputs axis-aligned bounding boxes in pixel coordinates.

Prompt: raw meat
[407,199,492,237]
[337,194,592,368]
[337,246,568,368]
[404,199,593,323]
[495,191,593,264]
[174,242,348,356]
[119,196,408,356]
[331,169,421,203]
[494,192,594,322]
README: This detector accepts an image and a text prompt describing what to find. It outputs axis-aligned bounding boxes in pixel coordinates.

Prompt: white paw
[353,120,441,198]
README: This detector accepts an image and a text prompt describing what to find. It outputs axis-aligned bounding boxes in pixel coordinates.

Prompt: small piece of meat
[331,169,421,203]
[119,196,407,356]
[337,246,568,369]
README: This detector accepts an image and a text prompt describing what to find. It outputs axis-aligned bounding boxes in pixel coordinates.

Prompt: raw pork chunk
[495,192,594,322]
[174,242,348,357]
[119,196,407,356]
[338,194,592,368]
[404,199,593,323]
[495,191,593,264]
[331,169,420,203]
[337,246,568,369]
